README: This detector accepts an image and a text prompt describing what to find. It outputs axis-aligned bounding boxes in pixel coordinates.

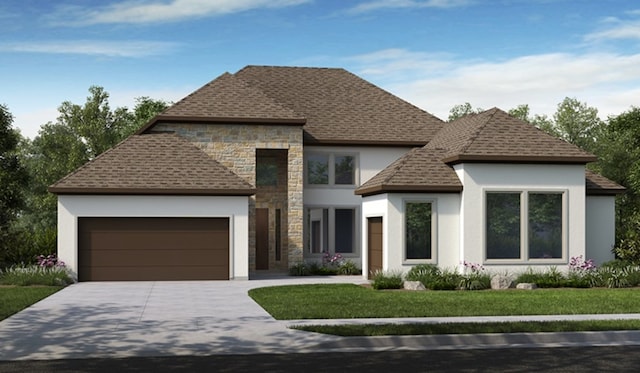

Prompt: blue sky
[2,0,639,139]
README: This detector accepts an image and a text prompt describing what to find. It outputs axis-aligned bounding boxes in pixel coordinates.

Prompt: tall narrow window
[308,208,328,253]
[486,193,521,259]
[275,209,282,261]
[335,155,355,185]
[335,208,355,253]
[405,202,433,260]
[528,193,563,259]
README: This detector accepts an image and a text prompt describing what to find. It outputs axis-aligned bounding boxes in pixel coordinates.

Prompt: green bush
[371,270,404,290]
[0,265,72,286]
[289,262,309,276]
[337,260,361,275]
[515,267,567,288]
[430,268,463,290]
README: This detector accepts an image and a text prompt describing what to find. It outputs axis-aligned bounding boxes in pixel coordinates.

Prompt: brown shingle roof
[141,66,444,145]
[585,169,626,195]
[355,148,462,196]
[48,133,255,195]
[426,108,597,164]
[146,72,305,125]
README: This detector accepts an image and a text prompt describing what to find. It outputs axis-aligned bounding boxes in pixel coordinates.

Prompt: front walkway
[1,277,640,361]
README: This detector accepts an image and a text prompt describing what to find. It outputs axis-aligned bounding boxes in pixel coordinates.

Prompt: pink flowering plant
[322,252,343,266]
[37,254,66,268]
[460,261,491,290]
[566,255,597,288]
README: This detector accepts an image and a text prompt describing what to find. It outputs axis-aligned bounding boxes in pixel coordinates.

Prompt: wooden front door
[367,217,383,279]
[256,208,269,270]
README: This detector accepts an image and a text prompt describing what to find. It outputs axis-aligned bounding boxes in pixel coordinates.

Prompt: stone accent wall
[151,123,304,270]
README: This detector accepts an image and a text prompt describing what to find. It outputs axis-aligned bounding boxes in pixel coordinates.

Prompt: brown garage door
[78,217,229,281]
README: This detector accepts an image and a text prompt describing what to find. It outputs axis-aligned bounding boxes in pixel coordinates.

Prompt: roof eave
[443,154,598,165]
[355,184,463,197]
[48,187,257,196]
[586,188,626,196]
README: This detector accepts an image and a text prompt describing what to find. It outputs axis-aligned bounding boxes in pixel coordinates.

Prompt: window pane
[405,202,432,260]
[335,155,355,185]
[256,160,277,186]
[486,193,521,259]
[308,208,328,253]
[335,209,355,253]
[528,193,563,259]
[307,154,328,184]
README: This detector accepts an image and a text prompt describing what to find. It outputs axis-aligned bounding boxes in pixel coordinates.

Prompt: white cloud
[347,0,471,14]
[54,0,310,26]
[0,40,177,57]
[347,49,640,120]
[585,11,640,42]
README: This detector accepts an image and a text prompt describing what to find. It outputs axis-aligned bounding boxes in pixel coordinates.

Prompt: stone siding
[151,122,304,270]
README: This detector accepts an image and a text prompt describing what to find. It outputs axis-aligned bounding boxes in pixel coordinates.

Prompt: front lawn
[248,284,640,320]
[0,286,63,321]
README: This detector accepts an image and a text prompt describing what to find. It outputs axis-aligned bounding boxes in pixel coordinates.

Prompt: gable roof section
[426,108,597,164]
[355,148,463,196]
[585,169,626,195]
[49,133,256,196]
[138,72,305,129]
[140,66,444,146]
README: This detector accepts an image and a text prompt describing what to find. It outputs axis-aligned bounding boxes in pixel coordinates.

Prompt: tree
[448,102,484,121]
[15,88,169,258]
[0,104,29,265]
[550,98,603,154]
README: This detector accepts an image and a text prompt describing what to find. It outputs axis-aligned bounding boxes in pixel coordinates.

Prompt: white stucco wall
[361,193,461,277]
[454,163,586,273]
[303,146,413,265]
[57,195,250,280]
[586,195,616,265]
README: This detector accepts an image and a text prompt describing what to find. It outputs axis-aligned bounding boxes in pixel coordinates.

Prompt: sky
[1,0,639,139]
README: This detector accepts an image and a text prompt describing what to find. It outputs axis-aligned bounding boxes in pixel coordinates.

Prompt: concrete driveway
[3,277,640,361]
[0,277,368,360]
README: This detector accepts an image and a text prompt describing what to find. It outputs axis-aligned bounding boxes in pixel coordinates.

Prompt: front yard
[0,286,63,320]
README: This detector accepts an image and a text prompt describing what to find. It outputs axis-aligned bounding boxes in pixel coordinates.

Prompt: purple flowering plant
[36,254,65,268]
[322,252,343,266]
[568,255,596,272]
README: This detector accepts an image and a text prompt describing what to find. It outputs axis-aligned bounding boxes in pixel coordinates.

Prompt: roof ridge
[457,108,498,154]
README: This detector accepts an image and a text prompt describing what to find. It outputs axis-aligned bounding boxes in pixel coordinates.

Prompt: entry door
[256,208,269,270]
[367,217,383,279]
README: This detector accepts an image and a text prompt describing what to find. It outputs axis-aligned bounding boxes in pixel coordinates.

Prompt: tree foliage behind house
[4,88,169,265]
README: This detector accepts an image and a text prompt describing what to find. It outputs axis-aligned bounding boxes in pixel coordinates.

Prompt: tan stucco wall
[151,122,304,270]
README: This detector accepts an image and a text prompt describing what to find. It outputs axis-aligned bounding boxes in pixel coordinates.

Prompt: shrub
[0,265,72,286]
[371,270,403,290]
[566,256,597,288]
[289,262,309,276]
[515,267,567,288]
[337,260,361,275]
[406,264,441,286]
[430,268,462,290]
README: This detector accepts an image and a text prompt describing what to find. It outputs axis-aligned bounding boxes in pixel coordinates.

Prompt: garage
[78,217,230,281]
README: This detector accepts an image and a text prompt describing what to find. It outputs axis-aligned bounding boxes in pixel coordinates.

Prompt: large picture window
[306,152,357,186]
[405,201,433,260]
[306,207,357,255]
[486,191,565,261]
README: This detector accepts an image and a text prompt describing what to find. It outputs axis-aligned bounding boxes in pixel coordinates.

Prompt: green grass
[0,286,63,320]
[293,320,640,336]
[248,284,640,320]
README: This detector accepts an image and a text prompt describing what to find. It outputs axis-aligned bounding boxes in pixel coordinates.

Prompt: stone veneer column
[150,122,305,268]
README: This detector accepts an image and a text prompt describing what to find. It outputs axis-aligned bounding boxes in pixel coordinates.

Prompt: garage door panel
[81,231,229,251]
[79,266,229,281]
[78,217,230,281]
[79,248,229,267]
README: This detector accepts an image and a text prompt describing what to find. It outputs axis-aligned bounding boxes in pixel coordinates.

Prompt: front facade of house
[50,66,624,281]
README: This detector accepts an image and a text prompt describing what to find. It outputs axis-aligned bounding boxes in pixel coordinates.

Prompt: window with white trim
[306,207,357,255]
[485,191,565,261]
[404,200,435,261]
[305,153,357,186]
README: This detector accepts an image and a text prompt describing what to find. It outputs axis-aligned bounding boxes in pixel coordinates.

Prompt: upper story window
[485,191,565,261]
[256,158,278,186]
[305,152,357,186]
